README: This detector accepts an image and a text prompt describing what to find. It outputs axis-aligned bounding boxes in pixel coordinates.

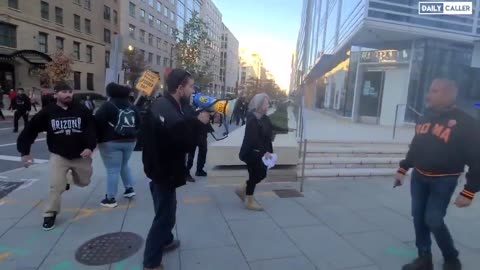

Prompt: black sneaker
[163,240,181,253]
[402,255,433,270]
[65,184,70,191]
[123,188,136,198]
[195,170,207,177]
[444,258,462,270]
[101,196,118,208]
[43,214,56,231]
[186,174,196,183]
[13,129,18,133]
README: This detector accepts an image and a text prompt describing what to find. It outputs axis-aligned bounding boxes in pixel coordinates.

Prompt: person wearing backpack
[95,83,141,208]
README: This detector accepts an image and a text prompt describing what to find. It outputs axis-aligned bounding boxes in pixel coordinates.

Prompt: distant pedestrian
[95,83,141,208]
[8,89,16,110]
[84,95,95,113]
[236,93,274,211]
[12,88,31,133]
[17,81,96,231]
[395,79,480,270]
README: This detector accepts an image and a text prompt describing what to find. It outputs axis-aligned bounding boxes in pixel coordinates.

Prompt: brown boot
[235,185,246,201]
[245,196,263,211]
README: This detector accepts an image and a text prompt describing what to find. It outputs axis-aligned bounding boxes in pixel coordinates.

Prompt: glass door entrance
[359,71,385,124]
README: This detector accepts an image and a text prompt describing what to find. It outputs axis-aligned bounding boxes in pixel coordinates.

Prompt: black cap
[53,81,73,92]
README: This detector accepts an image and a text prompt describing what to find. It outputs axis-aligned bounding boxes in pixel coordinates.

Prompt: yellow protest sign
[135,70,160,96]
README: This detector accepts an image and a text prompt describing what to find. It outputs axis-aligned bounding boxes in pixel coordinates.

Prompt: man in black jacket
[142,69,210,270]
[12,88,31,133]
[395,79,480,270]
[17,82,96,231]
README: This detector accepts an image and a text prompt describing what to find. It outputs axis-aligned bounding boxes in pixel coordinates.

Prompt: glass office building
[293,0,480,125]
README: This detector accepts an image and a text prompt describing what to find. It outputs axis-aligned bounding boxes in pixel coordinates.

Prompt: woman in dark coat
[236,93,275,211]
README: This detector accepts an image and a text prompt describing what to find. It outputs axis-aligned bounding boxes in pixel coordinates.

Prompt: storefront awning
[304,54,334,83]
[0,49,52,66]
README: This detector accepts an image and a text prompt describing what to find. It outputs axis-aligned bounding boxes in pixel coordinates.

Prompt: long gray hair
[248,93,270,113]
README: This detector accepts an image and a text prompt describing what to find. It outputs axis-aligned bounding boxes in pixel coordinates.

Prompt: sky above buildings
[212,0,302,91]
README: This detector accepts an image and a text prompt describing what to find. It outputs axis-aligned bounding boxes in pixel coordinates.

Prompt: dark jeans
[246,159,267,195]
[187,137,207,172]
[143,182,177,268]
[410,170,459,260]
[13,110,28,131]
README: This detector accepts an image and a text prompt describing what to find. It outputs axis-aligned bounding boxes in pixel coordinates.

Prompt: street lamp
[128,45,134,52]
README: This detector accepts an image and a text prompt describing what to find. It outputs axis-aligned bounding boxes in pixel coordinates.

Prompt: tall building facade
[120,0,178,83]
[292,0,480,125]
[200,0,222,96]
[220,23,239,97]
[0,0,118,93]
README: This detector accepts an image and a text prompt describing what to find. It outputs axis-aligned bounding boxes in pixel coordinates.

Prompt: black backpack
[108,102,137,137]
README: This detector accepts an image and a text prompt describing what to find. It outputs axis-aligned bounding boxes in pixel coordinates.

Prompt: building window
[73,42,80,60]
[156,1,162,13]
[156,55,161,65]
[148,34,154,46]
[0,23,16,48]
[87,73,94,90]
[156,37,161,49]
[56,37,64,50]
[104,6,111,21]
[148,0,154,7]
[148,53,153,64]
[73,0,80,5]
[163,57,168,67]
[41,1,49,20]
[140,49,145,59]
[84,0,91,10]
[74,72,81,89]
[105,50,110,68]
[74,14,81,31]
[163,23,168,33]
[139,30,145,43]
[113,10,118,25]
[85,19,91,34]
[129,2,136,18]
[170,11,175,21]
[8,0,19,9]
[164,7,168,17]
[140,9,146,22]
[38,32,48,53]
[104,29,111,43]
[156,19,161,29]
[129,24,136,39]
[148,14,154,27]
[86,45,93,63]
[55,7,63,25]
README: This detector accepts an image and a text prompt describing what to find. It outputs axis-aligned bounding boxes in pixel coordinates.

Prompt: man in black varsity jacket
[395,79,480,270]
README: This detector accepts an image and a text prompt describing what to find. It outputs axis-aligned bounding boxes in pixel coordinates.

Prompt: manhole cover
[75,232,143,265]
[273,189,304,198]
[0,181,24,200]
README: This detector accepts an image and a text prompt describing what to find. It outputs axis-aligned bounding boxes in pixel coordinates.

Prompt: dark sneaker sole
[124,192,136,198]
[101,202,118,208]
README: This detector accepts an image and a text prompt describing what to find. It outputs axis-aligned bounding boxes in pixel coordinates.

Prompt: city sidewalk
[1,152,479,270]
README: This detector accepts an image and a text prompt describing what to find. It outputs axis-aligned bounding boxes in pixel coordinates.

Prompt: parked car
[41,90,107,108]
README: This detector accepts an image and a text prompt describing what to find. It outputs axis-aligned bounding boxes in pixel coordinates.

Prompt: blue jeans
[143,182,177,268]
[98,141,136,199]
[410,170,459,260]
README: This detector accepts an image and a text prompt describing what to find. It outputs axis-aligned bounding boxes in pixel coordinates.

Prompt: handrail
[392,103,423,139]
[295,95,307,192]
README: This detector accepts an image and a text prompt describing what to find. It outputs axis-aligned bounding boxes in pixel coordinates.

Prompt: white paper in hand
[262,153,278,170]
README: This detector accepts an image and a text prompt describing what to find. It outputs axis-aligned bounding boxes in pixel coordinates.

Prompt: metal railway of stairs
[299,140,409,179]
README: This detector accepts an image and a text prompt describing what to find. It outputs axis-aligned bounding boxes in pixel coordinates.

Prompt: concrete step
[305,152,406,158]
[303,156,402,165]
[303,163,398,169]
[302,168,395,178]
[306,145,408,154]
[305,139,409,146]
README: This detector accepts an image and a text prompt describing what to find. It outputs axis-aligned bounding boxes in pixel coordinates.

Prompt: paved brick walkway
[0,152,479,270]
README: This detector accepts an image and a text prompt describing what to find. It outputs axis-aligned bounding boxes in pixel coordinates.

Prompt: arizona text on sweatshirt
[17,103,96,160]
[397,108,480,200]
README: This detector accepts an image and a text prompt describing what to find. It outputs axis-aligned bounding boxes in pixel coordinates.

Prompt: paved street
[0,148,479,270]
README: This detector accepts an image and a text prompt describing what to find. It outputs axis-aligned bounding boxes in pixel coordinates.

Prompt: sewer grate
[75,232,143,266]
[273,189,304,198]
[0,180,24,200]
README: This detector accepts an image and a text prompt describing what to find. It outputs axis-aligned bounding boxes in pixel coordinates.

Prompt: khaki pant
[44,154,93,217]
